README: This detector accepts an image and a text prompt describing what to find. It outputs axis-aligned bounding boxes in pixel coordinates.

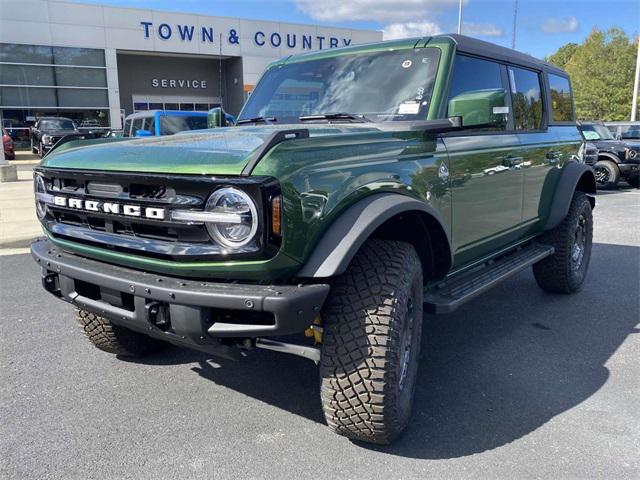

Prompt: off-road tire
[533,192,593,294]
[75,309,166,357]
[320,239,424,444]
[593,160,619,189]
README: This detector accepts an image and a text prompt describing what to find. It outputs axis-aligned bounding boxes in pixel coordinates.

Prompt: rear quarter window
[548,74,574,122]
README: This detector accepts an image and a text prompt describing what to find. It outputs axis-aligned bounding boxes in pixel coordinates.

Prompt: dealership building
[0,0,381,131]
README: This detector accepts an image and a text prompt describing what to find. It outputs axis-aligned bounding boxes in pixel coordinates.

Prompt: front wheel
[76,309,167,357]
[533,192,593,293]
[593,160,619,189]
[320,239,424,444]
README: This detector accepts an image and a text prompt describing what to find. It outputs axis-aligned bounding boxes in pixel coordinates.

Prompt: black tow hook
[145,301,171,331]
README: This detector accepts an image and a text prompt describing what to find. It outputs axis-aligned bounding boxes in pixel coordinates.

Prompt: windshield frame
[238,47,442,125]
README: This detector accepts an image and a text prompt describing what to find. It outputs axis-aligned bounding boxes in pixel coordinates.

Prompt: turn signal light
[271,195,282,236]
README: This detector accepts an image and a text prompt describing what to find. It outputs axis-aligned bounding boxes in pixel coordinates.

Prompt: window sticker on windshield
[402,60,412,68]
[398,101,420,115]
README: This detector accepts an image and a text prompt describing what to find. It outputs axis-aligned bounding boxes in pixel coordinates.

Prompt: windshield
[239,48,441,124]
[40,119,76,130]
[580,124,614,141]
[159,115,208,135]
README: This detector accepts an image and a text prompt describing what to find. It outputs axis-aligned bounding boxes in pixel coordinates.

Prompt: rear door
[442,54,524,267]
[512,69,579,226]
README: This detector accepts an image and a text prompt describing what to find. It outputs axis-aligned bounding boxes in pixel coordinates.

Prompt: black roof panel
[434,34,567,75]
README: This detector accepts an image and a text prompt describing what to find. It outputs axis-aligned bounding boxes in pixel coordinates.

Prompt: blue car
[123,110,214,137]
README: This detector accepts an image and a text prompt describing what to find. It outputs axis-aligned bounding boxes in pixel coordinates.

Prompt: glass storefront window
[58,89,108,108]
[52,47,105,67]
[0,43,53,64]
[0,44,105,67]
[0,86,58,107]
[0,65,55,86]
[54,67,107,88]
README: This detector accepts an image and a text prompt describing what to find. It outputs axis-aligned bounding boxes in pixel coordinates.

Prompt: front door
[443,54,524,267]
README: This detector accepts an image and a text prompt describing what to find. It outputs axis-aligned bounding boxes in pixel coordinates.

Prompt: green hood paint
[40,125,383,175]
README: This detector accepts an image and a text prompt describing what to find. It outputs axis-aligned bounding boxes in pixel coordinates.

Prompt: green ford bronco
[31,35,595,444]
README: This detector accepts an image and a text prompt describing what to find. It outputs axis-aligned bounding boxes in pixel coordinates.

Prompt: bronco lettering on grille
[52,196,166,220]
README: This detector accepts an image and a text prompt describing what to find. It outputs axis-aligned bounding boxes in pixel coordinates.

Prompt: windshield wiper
[236,116,277,125]
[298,112,371,123]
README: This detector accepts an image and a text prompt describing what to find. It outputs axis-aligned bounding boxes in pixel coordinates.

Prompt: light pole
[631,37,639,121]
[511,0,518,49]
[457,0,462,34]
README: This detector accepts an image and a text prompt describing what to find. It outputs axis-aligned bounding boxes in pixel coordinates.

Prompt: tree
[546,28,638,121]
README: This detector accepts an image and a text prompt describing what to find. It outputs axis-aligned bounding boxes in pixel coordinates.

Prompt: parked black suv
[30,117,79,158]
[577,121,640,188]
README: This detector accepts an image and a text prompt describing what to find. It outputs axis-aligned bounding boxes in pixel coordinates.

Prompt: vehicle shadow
[125,242,639,459]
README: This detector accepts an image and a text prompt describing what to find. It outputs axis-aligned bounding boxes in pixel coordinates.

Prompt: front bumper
[31,239,329,359]
[618,162,640,177]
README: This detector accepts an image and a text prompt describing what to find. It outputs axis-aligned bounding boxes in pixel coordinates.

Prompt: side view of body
[31,35,595,444]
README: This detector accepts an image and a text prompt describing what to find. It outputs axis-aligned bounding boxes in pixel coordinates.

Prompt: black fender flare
[296,193,452,278]
[596,152,622,165]
[544,162,596,231]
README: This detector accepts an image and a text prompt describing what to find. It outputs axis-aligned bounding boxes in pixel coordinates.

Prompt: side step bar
[423,243,554,314]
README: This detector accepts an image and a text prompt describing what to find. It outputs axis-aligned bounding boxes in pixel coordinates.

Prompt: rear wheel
[593,160,619,189]
[76,309,167,357]
[533,192,593,293]
[320,239,423,444]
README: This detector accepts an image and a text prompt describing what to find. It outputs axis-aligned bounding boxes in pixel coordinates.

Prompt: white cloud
[540,16,579,34]
[383,21,442,40]
[292,0,460,24]
[462,22,503,37]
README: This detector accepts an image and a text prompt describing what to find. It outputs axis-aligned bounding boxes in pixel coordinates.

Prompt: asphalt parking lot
[1,187,638,480]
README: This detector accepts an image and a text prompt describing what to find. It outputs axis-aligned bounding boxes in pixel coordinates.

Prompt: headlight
[205,188,258,247]
[170,187,259,249]
[577,143,586,162]
[42,135,52,145]
[628,148,638,160]
[34,175,48,219]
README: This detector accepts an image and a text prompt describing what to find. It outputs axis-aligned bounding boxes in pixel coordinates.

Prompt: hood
[591,139,629,151]
[41,124,381,176]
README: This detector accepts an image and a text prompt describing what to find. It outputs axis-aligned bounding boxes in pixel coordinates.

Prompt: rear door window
[548,74,574,122]
[508,66,544,130]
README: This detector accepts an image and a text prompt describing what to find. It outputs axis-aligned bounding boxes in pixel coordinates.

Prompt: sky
[67,0,639,59]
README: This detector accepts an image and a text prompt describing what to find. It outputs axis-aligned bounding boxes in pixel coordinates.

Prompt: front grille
[36,168,280,261]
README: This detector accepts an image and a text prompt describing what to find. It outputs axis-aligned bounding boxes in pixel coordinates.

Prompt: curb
[0,235,41,250]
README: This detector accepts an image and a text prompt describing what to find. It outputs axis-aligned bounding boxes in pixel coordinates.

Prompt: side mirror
[208,107,228,128]
[135,129,152,137]
[448,89,508,128]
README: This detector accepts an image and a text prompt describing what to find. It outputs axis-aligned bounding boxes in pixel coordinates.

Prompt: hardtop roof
[280,34,567,76]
